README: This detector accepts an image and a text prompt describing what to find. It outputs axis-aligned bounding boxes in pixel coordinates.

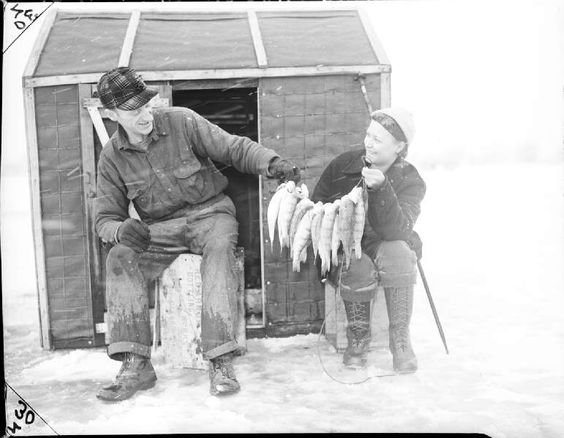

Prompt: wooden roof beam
[118,10,141,67]
[24,65,390,88]
[358,7,391,66]
[53,5,362,15]
[22,7,58,84]
[247,11,268,68]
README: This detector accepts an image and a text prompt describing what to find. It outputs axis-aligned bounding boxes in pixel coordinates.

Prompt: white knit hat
[371,107,416,146]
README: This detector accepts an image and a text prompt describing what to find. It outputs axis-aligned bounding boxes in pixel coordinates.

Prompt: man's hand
[116,218,151,253]
[361,167,386,189]
[268,158,301,184]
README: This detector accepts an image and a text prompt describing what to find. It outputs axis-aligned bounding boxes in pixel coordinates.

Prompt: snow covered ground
[3,162,564,436]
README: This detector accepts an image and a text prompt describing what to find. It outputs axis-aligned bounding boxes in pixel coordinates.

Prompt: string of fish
[267,176,396,382]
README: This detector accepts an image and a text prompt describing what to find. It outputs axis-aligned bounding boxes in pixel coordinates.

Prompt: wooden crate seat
[156,248,246,369]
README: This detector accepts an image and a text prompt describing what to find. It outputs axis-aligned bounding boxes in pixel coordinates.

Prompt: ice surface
[3,163,563,436]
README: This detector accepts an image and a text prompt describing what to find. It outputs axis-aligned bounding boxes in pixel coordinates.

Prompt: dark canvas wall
[259,74,381,336]
[35,85,96,348]
[35,14,129,77]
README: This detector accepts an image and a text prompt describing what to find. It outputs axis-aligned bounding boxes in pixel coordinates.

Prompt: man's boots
[96,352,157,402]
[342,300,372,368]
[385,286,417,373]
[209,352,240,396]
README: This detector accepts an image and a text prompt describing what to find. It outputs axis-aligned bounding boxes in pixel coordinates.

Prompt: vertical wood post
[23,87,51,349]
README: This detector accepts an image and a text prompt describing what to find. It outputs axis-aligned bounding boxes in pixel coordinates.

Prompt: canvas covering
[32,10,380,77]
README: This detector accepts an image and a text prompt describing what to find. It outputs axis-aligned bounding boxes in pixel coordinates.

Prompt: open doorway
[90,86,265,335]
[173,87,263,326]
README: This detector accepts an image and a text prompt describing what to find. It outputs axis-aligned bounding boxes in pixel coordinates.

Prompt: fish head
[313,201,324,214]
[285,181,296,193]
[296,183,309,199]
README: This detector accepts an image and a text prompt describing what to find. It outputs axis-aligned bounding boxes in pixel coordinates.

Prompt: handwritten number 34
[14,400,35,425]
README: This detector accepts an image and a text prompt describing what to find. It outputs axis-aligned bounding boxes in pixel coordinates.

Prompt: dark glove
[116,218,151,253]
[268,158,301,184]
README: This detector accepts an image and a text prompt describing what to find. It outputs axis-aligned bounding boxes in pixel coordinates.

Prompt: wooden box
[158,249,246,369]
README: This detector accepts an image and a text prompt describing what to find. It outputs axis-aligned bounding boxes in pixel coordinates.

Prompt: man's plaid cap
[97,67,158,110]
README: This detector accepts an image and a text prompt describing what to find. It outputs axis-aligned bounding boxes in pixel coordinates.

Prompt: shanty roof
[24,7,390,87]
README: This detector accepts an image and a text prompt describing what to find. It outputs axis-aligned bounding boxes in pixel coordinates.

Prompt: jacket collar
[115,110,169,151]
[341,149,406,175]
[341,150,366,174]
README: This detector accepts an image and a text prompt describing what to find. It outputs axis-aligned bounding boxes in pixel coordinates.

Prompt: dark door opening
[172,88,262,291]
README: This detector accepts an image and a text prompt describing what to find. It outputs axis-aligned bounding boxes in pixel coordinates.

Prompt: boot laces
[349,302,370,347]
[212,355,236,379]
[350,302,369,331]
[114,353,147,381]
[387,289,411,351]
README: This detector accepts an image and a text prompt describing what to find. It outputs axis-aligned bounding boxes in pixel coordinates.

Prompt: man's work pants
[105,194,240,361]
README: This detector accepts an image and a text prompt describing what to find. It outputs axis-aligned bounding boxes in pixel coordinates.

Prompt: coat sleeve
[94,150,129,243]
[183,109,279,176]
[366,168,426,242]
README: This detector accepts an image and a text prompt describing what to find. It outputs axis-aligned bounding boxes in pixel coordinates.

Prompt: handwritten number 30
[14,400,35,425]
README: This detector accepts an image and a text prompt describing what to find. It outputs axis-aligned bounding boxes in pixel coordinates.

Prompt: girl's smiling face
[364,120,405,168]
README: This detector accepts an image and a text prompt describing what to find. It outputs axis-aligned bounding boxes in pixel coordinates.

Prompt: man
[311,107,426,373]
[94,67,300,401]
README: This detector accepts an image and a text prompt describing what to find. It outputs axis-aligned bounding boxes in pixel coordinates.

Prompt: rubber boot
[97,352,157,402]
[385,286,417,373]
[209,352,240,396]
[342,300,372,368]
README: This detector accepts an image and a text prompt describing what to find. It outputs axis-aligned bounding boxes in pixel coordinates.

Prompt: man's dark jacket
[311,148,426,260]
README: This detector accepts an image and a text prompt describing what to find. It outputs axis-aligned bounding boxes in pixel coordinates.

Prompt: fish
[289,198,314,251]
[348,186,363,205]
[350,187,366,259]
[310,202,325,260]
[338,194,356,269]
[292,209,314,272]
[267,182,287,250]
[331,211,341,267]
[299,245,309,263]
[277,181,298,250]
[296,183,309,200]
[319,200,340,276]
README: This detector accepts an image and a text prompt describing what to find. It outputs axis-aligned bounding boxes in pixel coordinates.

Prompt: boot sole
[394,368,417,375]
[210,383,241,397]
[96,378,157,402]
[343,356,368,369]
[343,362,367,370]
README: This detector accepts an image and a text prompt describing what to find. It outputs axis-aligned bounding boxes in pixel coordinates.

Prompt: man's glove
[116,218,151,253]
[268,158,301,184]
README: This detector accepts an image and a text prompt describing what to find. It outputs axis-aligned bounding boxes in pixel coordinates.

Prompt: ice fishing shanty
[23,6,391,350]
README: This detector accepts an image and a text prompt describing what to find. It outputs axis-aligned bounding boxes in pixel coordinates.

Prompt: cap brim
[118,87,159,111]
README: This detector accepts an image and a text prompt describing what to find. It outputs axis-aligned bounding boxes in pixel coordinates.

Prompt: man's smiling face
[108,96,158,143]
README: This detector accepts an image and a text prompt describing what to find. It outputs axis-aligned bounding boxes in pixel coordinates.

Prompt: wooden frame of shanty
[23,5,391,347]
[24,65,391,89]
[117,10,141,68]
[23,87,50,348]
[247,10,268,68]
[22,7,58,349]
